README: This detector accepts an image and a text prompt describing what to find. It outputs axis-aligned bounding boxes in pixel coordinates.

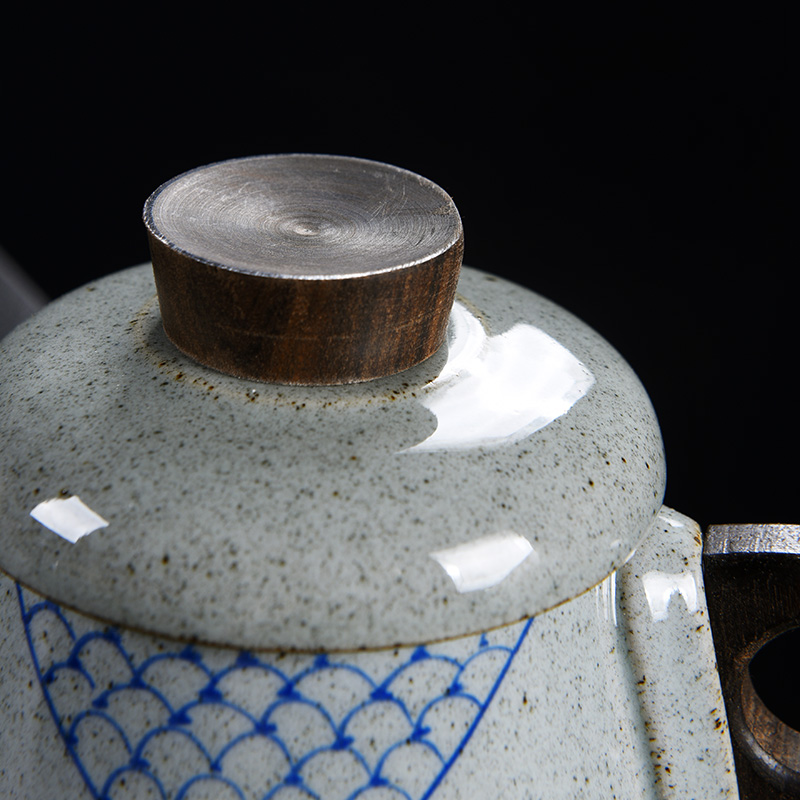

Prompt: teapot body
[0,264,737,797]
[0,508,736,798]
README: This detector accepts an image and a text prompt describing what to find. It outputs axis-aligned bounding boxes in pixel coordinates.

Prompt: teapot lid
[0,157,665,651]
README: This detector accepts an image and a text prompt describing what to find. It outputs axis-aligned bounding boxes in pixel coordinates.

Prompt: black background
[1,9,790,531]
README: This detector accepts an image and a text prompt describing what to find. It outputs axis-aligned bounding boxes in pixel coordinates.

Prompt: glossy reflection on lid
[430,530,536,593]
[29,496,108,544]
[405,303,595,452]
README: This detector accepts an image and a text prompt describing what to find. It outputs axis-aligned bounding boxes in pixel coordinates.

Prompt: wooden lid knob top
[143,155,463,385]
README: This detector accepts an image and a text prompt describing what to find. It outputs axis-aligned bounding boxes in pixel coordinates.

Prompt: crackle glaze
[0,265,737,797]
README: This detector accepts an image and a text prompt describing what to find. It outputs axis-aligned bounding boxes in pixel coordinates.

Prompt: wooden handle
[143,155,463,385]
[703,524,800,798]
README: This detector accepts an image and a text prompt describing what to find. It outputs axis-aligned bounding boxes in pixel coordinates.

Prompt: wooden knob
[143,155,463,385]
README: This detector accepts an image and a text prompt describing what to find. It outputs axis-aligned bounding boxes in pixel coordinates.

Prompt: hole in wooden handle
[703,523,800,798]
[736,630,800,795]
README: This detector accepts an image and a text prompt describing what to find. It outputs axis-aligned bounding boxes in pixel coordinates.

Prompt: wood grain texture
[144,155,463,384]
[704,524,800,798]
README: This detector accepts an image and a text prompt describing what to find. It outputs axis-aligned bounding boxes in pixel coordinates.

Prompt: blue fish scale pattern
[16,583,532,800]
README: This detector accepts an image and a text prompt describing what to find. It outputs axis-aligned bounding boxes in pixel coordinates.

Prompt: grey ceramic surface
[0,265,665,650]
[0,508,737,798]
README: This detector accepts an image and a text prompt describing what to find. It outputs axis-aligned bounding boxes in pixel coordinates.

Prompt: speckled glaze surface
[0,508,737,798]
[0,265,665,651]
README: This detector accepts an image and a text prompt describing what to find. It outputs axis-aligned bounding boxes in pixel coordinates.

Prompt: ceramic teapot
[0,155,792,799]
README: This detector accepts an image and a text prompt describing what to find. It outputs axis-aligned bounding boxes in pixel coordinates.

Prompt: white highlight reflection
[658,510,686,529]
[595,572,618,627]
[407,303,594,451]
[430,531,535,593]
[30,496,108,543]
[642,571,698,622]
